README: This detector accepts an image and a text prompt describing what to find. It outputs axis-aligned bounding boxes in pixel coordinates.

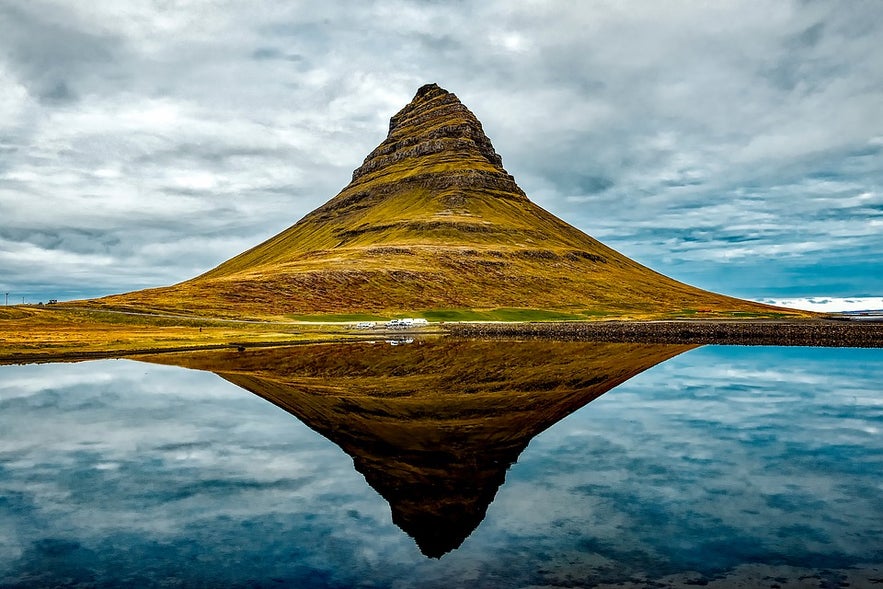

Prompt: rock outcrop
[354,83,509,179]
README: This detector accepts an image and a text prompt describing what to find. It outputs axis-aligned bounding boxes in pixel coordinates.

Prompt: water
[0,340,880,588]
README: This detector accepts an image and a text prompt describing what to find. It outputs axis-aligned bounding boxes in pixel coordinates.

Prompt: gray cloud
[0,1,124,105]
[0,1,881,301]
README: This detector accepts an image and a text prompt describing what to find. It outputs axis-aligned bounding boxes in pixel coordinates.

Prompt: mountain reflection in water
[136,338,695,557]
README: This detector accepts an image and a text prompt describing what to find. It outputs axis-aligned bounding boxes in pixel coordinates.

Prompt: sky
[1,0,882,308]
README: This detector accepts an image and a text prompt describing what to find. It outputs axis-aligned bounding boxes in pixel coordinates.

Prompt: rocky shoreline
[446,319,883,347]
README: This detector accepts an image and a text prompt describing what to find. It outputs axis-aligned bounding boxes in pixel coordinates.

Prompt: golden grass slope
[89,84,809,320]
[0,306,348,363]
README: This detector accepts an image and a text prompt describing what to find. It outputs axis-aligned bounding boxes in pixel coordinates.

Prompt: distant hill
[91,83,806,319]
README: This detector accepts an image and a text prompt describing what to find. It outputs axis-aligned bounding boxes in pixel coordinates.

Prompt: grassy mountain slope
[91,84,806,319]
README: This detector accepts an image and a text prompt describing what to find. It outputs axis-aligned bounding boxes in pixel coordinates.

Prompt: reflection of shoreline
[137,339,694,558]
[448,319,883,347]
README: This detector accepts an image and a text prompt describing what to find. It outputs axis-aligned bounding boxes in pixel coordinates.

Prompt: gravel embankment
[445,319,883,347]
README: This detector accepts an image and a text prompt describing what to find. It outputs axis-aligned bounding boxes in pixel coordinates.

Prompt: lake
[1,339,881,588]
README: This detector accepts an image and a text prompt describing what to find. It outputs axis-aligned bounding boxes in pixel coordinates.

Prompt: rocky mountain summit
[91,84,802,319]
[352,83,509,182]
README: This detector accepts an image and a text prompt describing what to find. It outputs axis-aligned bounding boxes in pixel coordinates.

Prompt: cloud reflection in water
[0,342,880,587]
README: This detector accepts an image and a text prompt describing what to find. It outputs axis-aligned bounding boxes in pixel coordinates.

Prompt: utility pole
[4,292,7,306]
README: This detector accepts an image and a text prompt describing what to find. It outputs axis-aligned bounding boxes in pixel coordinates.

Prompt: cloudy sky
[1,0,881,305]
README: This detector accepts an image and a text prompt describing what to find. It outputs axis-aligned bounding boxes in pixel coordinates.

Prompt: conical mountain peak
[93,84,804,320]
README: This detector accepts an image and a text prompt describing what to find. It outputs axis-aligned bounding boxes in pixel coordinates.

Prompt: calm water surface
[0,341,880,588]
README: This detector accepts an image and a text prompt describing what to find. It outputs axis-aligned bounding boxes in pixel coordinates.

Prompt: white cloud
[0,63,31,128]
[753,296,883,313]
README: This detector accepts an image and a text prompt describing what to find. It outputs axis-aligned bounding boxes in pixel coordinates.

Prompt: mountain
[92,83,802,319]
[136,338,696,557]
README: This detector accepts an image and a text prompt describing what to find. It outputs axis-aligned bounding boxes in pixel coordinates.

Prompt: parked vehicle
[385,318,429,329]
